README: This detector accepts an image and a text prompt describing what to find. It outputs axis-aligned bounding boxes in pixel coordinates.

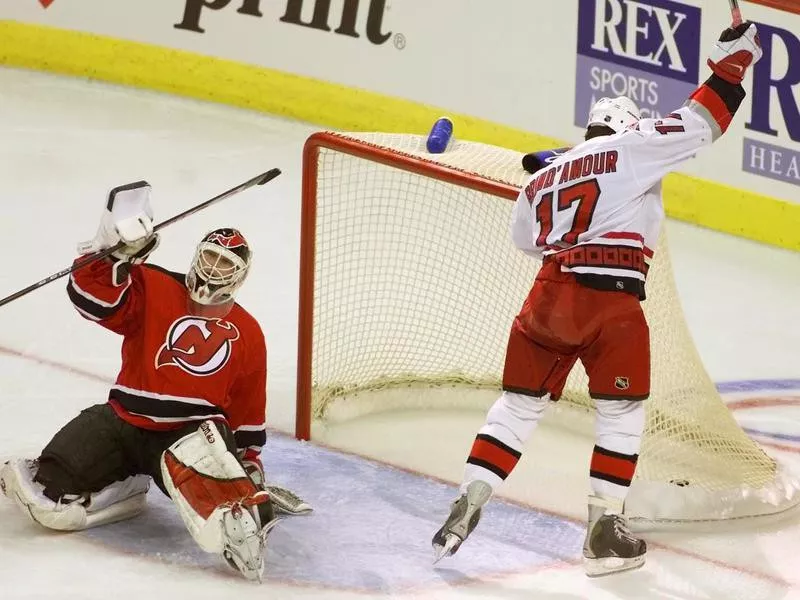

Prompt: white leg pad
[0,459,149,531]
[160,421,264,554]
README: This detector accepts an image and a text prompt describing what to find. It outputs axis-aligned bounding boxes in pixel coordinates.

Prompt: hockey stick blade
[257,168,281,185]
[0,168,282,309]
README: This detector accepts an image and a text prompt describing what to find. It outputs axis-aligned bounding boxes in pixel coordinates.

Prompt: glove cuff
[108,234,160,286]
[110,234,160,264]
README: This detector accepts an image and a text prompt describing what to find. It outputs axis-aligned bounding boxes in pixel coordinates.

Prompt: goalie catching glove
[77,181,160,285]
[707,21,762,85]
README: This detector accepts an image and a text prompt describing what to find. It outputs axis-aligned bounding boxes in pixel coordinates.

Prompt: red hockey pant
[502,261,650,401]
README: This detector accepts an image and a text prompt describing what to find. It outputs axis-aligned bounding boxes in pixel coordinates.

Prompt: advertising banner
[574,0,702,125]
[741,21,800,188]
[3,0,799,206]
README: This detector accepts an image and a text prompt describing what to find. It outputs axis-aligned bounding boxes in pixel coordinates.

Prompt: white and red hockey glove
[707,21,763,85]
[77,181,160,285]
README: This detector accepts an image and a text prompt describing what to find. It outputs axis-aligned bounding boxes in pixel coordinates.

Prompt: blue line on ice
[717,379,800,393]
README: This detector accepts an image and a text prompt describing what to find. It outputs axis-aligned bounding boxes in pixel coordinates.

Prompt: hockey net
[296,131,800,525]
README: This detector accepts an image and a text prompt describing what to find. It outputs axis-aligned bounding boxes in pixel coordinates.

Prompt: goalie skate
[582,511,646,577]
[432,480,492,563]
[220,501,282,582]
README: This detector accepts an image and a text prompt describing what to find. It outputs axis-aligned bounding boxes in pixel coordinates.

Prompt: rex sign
[742,23,800,188]
[574,0,701,126]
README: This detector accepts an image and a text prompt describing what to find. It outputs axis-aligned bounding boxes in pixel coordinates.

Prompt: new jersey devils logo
[156,317,240,376]
[206,230,247,249]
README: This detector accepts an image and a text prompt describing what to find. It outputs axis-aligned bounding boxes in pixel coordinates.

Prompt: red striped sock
[589,445,638,489]
[466,434,522,481]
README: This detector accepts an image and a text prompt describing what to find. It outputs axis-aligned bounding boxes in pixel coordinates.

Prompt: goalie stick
[728,0,743,25]
[0,169,282,309]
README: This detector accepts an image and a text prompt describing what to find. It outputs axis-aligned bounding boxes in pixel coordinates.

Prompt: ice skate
[220,501,282,582]
[582,499,646,577]
[432,480,492,563]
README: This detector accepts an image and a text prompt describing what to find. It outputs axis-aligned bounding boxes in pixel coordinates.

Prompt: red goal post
[297,132,519,441]
[295,130,800,526]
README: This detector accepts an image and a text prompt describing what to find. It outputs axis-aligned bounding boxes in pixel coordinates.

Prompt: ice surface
[1,67,799,599]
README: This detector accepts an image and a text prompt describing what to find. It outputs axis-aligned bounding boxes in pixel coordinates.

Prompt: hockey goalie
[0,182,309,581]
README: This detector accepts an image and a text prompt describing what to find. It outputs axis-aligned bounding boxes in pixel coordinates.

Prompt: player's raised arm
[690,20,762,139]
[66,182,159,334]
[629,21,762,188]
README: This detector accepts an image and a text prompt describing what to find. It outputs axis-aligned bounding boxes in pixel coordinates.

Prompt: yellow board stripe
[1,20,797,251]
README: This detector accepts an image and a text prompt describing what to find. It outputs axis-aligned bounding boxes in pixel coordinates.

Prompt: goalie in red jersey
[1,182,309,582]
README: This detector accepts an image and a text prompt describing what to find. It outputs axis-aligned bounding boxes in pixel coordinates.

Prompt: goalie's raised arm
[67,182,160,334]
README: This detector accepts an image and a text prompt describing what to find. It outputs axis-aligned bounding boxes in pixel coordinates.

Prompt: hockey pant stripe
[589,445,638,487]
[467,434,522,481]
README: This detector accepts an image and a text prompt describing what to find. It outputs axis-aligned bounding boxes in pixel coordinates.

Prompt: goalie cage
[295,130,800,527]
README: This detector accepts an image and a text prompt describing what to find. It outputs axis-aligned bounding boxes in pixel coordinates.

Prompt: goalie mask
[186,228,252,317]
[587,96,641,133]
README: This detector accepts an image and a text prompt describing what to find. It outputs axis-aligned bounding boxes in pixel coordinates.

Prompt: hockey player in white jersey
[432,21,762,576]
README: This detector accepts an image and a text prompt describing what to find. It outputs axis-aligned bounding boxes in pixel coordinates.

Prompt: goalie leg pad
[1,459,149,531]
[160,421,270,553]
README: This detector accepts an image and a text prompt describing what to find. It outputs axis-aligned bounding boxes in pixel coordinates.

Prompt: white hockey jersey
[511,105,715,299]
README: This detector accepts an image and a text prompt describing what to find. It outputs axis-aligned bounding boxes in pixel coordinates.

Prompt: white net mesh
[302,131,800,524]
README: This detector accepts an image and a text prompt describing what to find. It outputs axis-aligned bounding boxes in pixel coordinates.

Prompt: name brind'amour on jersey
[524,151,620,202]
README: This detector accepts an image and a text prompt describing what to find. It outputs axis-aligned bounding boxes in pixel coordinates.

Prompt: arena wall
[2,0,798,250]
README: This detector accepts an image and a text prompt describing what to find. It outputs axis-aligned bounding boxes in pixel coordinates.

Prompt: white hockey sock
[590,400,645,503]
[463,391,548,492]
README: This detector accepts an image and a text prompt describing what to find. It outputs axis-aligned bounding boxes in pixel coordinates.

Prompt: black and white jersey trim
[234,424,267,449]
[109,385,228,422]
[67,274,130,321]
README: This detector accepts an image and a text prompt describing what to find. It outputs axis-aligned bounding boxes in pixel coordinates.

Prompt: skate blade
[583,554,645,577]
[223,549,263,583]
[432,534,461,565]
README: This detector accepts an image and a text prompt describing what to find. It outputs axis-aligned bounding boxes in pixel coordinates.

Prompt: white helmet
[587,96,641,133]
[186,228,252,316]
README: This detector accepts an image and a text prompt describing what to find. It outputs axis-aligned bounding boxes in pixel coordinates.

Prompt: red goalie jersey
[67,258,267,466]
